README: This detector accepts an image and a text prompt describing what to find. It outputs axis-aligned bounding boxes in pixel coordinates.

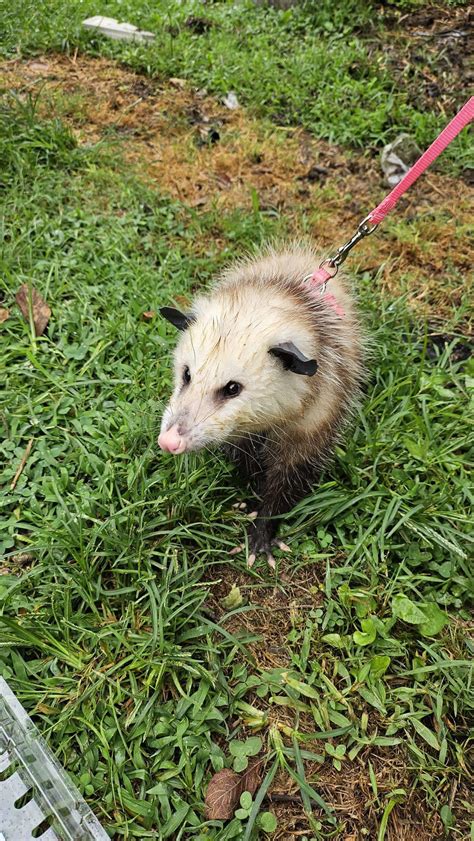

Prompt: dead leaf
[205,768,241,820]
[34,703,57,714]
[174,294,191,309]
[215,172,233,189]
[142,310,156,320]
[169,77,187,89]
[0,308,10,323]
[15,285,51,336]
[12,553,34,567]
[27,60,51,74]
[240,757,262,796]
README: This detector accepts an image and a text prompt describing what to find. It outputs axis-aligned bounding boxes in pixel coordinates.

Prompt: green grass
[1,32,473,841]
[0,0,471,173]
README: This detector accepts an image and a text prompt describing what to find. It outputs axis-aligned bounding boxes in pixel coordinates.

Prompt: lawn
[0,1,473,840]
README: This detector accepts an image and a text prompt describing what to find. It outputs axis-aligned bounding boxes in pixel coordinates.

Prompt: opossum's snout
[158,425,186,455]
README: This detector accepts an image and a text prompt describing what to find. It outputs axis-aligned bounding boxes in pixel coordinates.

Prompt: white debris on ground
[222,92,240,110]
[381,133,421,186]
[82,16,155,42]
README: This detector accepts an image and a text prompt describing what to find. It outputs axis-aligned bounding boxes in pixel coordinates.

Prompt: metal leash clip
[320,215,378,276]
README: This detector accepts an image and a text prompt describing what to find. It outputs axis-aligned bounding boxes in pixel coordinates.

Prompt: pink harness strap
[310,266,346,318]
[307,97,474,318]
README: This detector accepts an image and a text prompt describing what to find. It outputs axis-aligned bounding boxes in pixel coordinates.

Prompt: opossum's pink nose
[158,427,186,454]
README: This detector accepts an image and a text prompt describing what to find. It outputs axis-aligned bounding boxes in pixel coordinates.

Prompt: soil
[378,2,473,135]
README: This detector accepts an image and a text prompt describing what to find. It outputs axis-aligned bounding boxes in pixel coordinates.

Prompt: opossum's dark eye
[222,381,242,398]
[183,366,191,385]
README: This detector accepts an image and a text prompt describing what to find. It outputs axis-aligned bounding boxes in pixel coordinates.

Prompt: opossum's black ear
[160,306,194,331]
[269,342,318,376]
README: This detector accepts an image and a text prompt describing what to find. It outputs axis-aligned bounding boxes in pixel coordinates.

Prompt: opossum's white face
[158,288,317,454]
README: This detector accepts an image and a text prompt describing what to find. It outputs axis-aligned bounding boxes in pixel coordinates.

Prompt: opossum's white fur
[161,243,365,461]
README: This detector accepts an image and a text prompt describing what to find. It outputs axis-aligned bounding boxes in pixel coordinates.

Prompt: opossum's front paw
[229,514,291,569]
[246,519,291,569]
[247,531,274,569]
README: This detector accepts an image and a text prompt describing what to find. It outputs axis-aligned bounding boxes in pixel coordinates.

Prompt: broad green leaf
[353,618,377,646]
[371,736,402,746]
[419,603,448,637]
[230,740,248,757]
[370,655,391,678]
[240,791,252,810]
[357,686,386,715]
[283,675,319,700]
[440,805,454,829]
[392,594,427,625]
[244,736,262,756]
[412,718,440,751]
[233,755,248,772]
[221,585,243,610]
[258,812,277,833]
[321,633,344,648]
[355,595,377,619]
[328,709,352,727]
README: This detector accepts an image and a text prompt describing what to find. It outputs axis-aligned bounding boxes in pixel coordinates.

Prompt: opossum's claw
[273,539,291,553]
[229,544,244,556]
[266,553,276,570]
[246,549,276,569]
[248,511,259,520]
[232,502,248,510]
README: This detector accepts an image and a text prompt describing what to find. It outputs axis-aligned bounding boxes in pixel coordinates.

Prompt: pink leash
[310,96,474,312]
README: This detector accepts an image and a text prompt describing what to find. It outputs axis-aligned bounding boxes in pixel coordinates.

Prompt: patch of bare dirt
[209,560,324,671]
[267,747,472,841]
[378,3,473,109]
[1,53,472,326]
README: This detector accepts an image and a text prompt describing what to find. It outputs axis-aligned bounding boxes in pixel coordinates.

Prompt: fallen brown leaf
[12,553,35,567]
[15,285,51,336]
[240,757,262,796]
[0,308,10,323]
[142,310,156,320]
[205,768,242,820]
[169,77,187,89]
[174,295,192,309]
[27,60,51,74]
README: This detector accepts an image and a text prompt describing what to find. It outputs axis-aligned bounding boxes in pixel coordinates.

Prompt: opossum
[158,244,364,567]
